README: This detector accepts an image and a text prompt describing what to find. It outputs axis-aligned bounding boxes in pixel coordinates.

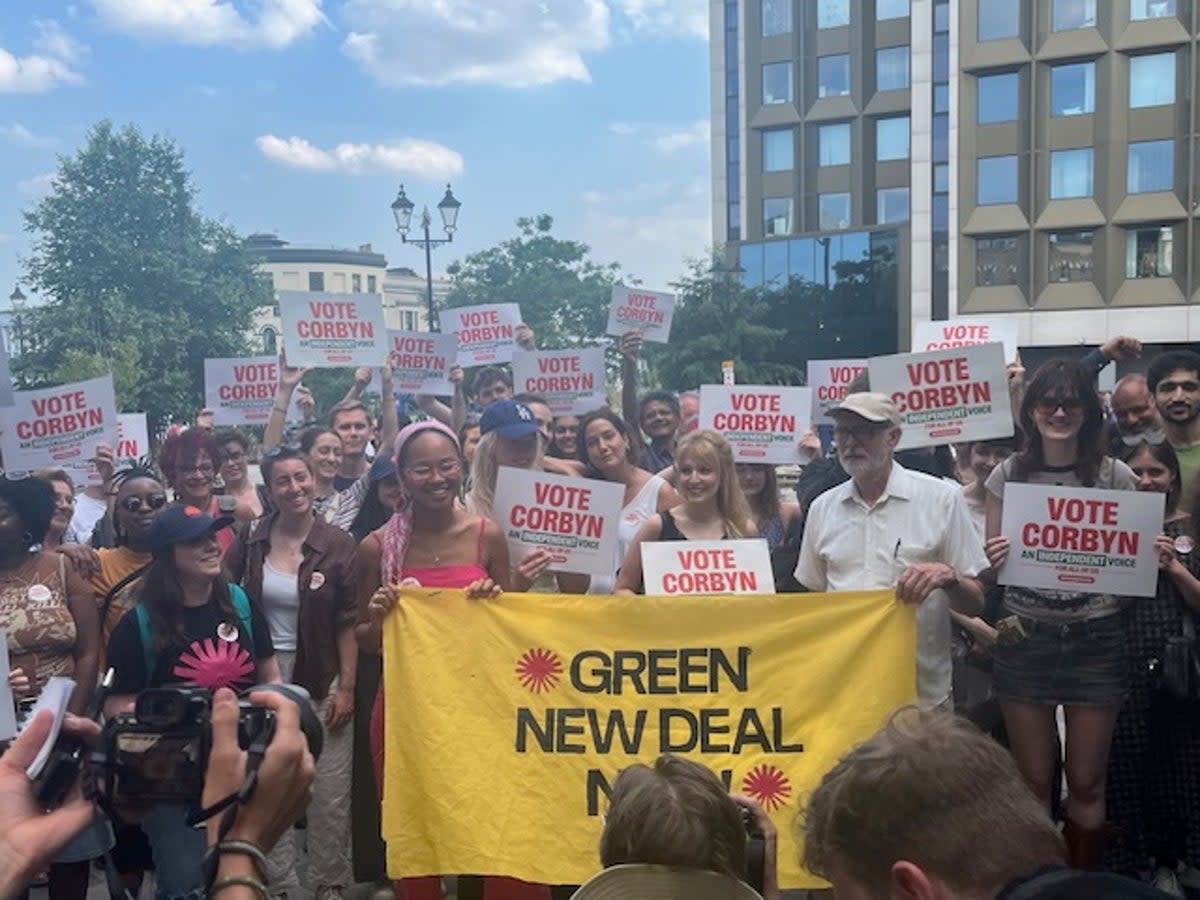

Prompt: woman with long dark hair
[1104,440,1200,890]
[105,504,279,900]
[984,359,1137,869]
[736,464,798,552]
[35,469,75,550]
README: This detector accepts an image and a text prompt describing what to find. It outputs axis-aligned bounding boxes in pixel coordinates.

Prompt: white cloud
[609,119,709,154]
[90,0,325,49]
[341,0,610,87]
[614,0,708,39]
[0,20,85,94]
[578,177,710,288]
[17,172,57,197]
[255,134,465,180]
[0,122,58,148]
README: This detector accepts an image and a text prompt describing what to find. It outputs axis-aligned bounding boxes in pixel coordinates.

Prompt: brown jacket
[225,513,358,700]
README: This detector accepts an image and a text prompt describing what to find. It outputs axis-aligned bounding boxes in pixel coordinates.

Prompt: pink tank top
[400,519,489,588]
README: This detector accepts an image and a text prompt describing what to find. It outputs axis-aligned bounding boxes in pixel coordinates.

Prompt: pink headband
[392,419,461,468]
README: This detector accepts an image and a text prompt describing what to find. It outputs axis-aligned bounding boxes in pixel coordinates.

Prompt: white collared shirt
[795,462,989,707]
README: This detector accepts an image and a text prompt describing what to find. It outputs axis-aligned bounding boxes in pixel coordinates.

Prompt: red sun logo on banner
[515,648,564,694]
[741,764,792,812]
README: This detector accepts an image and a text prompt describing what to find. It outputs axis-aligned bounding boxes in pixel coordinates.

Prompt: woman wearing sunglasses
[983,359,1138,869]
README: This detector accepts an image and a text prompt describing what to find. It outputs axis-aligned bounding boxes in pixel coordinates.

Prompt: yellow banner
[382,588,915,889]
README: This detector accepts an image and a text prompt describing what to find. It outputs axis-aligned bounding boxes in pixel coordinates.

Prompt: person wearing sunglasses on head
[983,359,1138,870]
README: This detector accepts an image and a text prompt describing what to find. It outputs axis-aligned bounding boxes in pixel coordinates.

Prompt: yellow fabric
[382,587,916,889]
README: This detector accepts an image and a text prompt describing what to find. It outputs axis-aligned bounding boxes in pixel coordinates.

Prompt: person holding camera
[225,446,359,900]
[104,504,280,900]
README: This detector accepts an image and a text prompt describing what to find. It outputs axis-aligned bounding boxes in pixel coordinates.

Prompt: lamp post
[390,184,461,332]
[8,285,26,355]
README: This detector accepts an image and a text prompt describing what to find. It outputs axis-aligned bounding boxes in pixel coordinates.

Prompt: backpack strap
[228,584,254,646]
[134,604,155,683]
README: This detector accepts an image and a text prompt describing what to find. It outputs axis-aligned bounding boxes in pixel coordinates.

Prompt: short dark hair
[472,367,512,395]
[0,476,57,547]
[638,390,680,418]
[214,429,250,453]
[261,446,312,485]
[1148,350,1200,394]
[299,425,339,456]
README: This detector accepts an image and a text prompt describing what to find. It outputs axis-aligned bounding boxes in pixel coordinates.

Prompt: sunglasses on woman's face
[119,493,168,512]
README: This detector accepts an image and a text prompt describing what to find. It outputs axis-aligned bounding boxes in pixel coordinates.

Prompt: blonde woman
[615,430,756,594]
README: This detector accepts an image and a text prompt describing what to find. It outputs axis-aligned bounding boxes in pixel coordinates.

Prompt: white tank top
[588,474,666,595]
[261,559,301,652]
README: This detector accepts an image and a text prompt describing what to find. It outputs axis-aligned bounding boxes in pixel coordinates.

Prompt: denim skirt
[992,610,1126,707]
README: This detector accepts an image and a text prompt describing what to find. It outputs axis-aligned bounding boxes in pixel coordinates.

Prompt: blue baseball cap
[480,399,539,440]
[146,504,234,553]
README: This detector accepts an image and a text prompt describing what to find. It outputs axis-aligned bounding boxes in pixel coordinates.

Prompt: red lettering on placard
[31,391,88,417]
[307,301,359,320]
[904,358,971,385]
[729,392,782,413]
[533,481,593,511]
[1046,497,1119,526]
[676,548,738,570]
[536,356,583,374]
[461,310,501,327]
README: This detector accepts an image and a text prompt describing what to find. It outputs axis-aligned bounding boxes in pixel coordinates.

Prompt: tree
[18,121,272,431]
[442,214,621,350]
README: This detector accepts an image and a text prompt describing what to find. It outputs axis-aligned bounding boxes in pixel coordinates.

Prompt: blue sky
[0,1,712,311]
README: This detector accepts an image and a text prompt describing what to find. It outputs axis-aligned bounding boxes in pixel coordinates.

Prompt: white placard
[807,359,868,426]
[279,290,388,368]
[388,331,457,396]
[868,343,1013,450]
[998,484,1164,598]
[698,385,813,464]
[492,467,623,577]
[441,303,522,367]
[0,634,15,741]
[605,286,676,343]
[641,539,775,595]
[0,375,118,471]
[205,357,303,427]
[66,412,151,485]
[911,318,1019,362]
[0,330,13,408]
[512,348,608,416]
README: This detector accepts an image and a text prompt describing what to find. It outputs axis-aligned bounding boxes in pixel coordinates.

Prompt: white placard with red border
[868,343,1012,450]
[205,357,303,427]
[441,303,522,367]
[606,286,676,343]
[511,348,608,416]
[388,331,457,396]
[698,385,813,463]
[911,318,1019,362]
[998,484,1164,598]
[278,290,388,368]
[641,539,775,595]
[492,467,623,577]
[0,375,118,471]
[806,359,868,426]
[67,413,150,485]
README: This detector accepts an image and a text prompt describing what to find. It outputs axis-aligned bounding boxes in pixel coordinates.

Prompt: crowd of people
[0,326,1198,900]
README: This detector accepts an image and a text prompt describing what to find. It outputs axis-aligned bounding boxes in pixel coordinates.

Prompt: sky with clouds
[0,0,711,309]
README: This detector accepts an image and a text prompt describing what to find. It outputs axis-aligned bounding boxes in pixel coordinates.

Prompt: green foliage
[18,121,272,431]
[443,214,621,350]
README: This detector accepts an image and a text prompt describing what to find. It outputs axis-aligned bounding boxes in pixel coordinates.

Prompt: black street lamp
[391,184,461,332]
[8,285,26,355]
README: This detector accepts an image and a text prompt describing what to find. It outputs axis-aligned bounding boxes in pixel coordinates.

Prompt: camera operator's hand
[202,687,315,854]
[730,794,780,900]
[0,711,98,899]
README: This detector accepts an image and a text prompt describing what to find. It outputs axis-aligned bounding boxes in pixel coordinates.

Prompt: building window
[975,236,1021,286]
[308,272,325,292]
[1051,62,1095,116]
[1050,148,1093,199]
[977,156,1018,205]
[818,123,851,166]
[729,201,741,241]
[1053,0,1096,30]
[876,47,910,92]
[368,275,377,292]
[1126,226,1174,278]
[1131,53,1175,108]
[978,72,1019,123]
[817,0,850,28]
[763,129,794,171]
[762,0,791,35]
[819,192,851,230]
[934,163,949,193]
[1131,0,1176,19]
[352,273,362,292]
[878,0,909,18]
[817,55,851,98]
[877,187,910,223]
[933,113,949,161]
[979,0,1019,40]
[1128,140,1173,193]
[935,1,949,31]
[934,83,949,113]
[764,197,793,236]
[876,116,910,161]
[1048,231,1094,282]
[261,327,278,355]
[762,62,793,104]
